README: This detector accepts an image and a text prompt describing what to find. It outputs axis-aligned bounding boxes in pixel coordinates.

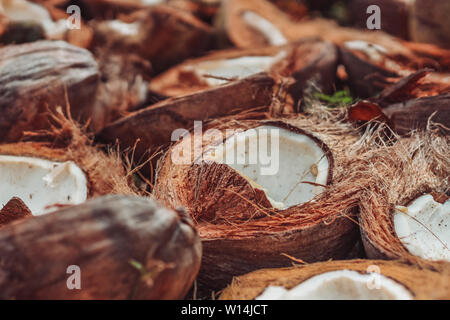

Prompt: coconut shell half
[0,194,202,299]
[0,108,136,218]
[154,114,365,292]
[149,38,338,102]
[219,259,450,300]
[357,131,450,262]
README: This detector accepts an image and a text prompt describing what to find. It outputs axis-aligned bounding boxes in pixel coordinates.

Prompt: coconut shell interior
[219,259,450,300]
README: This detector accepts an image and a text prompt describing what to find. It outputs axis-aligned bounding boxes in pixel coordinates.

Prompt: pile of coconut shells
[0,0,449,300]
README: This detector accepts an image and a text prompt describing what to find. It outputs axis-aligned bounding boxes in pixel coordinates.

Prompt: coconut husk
[0,40,99,142]
[219,259,450,300]
[356,127,449,262]
[91,5,215,73]
[0,194,202,299]
[97,73,277,162]
[0,107,136,213]
[0,197,32,227]
[149,38,338,103]
[153,107,373,292]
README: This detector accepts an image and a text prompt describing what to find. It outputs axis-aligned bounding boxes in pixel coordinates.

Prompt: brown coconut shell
[153,112,366,292]
[383,94,450,135]
[219,259,450,300]
[0,40,99,142]
[356,130,450,262]
[0,107,136,218]
[97,73,277,162]
[149,38,338,102]
[0,194,202,299]
[91,5,215,73]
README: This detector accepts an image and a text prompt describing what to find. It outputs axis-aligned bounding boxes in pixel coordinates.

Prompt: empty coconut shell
[220,259,450,300]
[357,131,450,263]
[154,112,367,292]
[0,194,202,299]
[149,38,338,102]
[0,108,135,218]
[0,40,99,142]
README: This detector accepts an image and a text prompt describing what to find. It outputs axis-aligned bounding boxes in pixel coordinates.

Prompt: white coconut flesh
[255,270,413,300]
[394,194,450,262]
[0,155,88,216]
[0,0,68,36]
[242,11,288,46]
[204,126,330,209]
[185,51,287,86]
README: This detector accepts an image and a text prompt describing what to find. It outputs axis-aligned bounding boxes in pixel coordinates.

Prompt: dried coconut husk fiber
[219,259,450,300]
[357,124,450,263]
[154,107,376,292]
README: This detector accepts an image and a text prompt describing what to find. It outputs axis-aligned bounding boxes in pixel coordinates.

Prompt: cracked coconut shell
[153,113,366,292]
[0,194,201,299]
[219,259,450,300]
